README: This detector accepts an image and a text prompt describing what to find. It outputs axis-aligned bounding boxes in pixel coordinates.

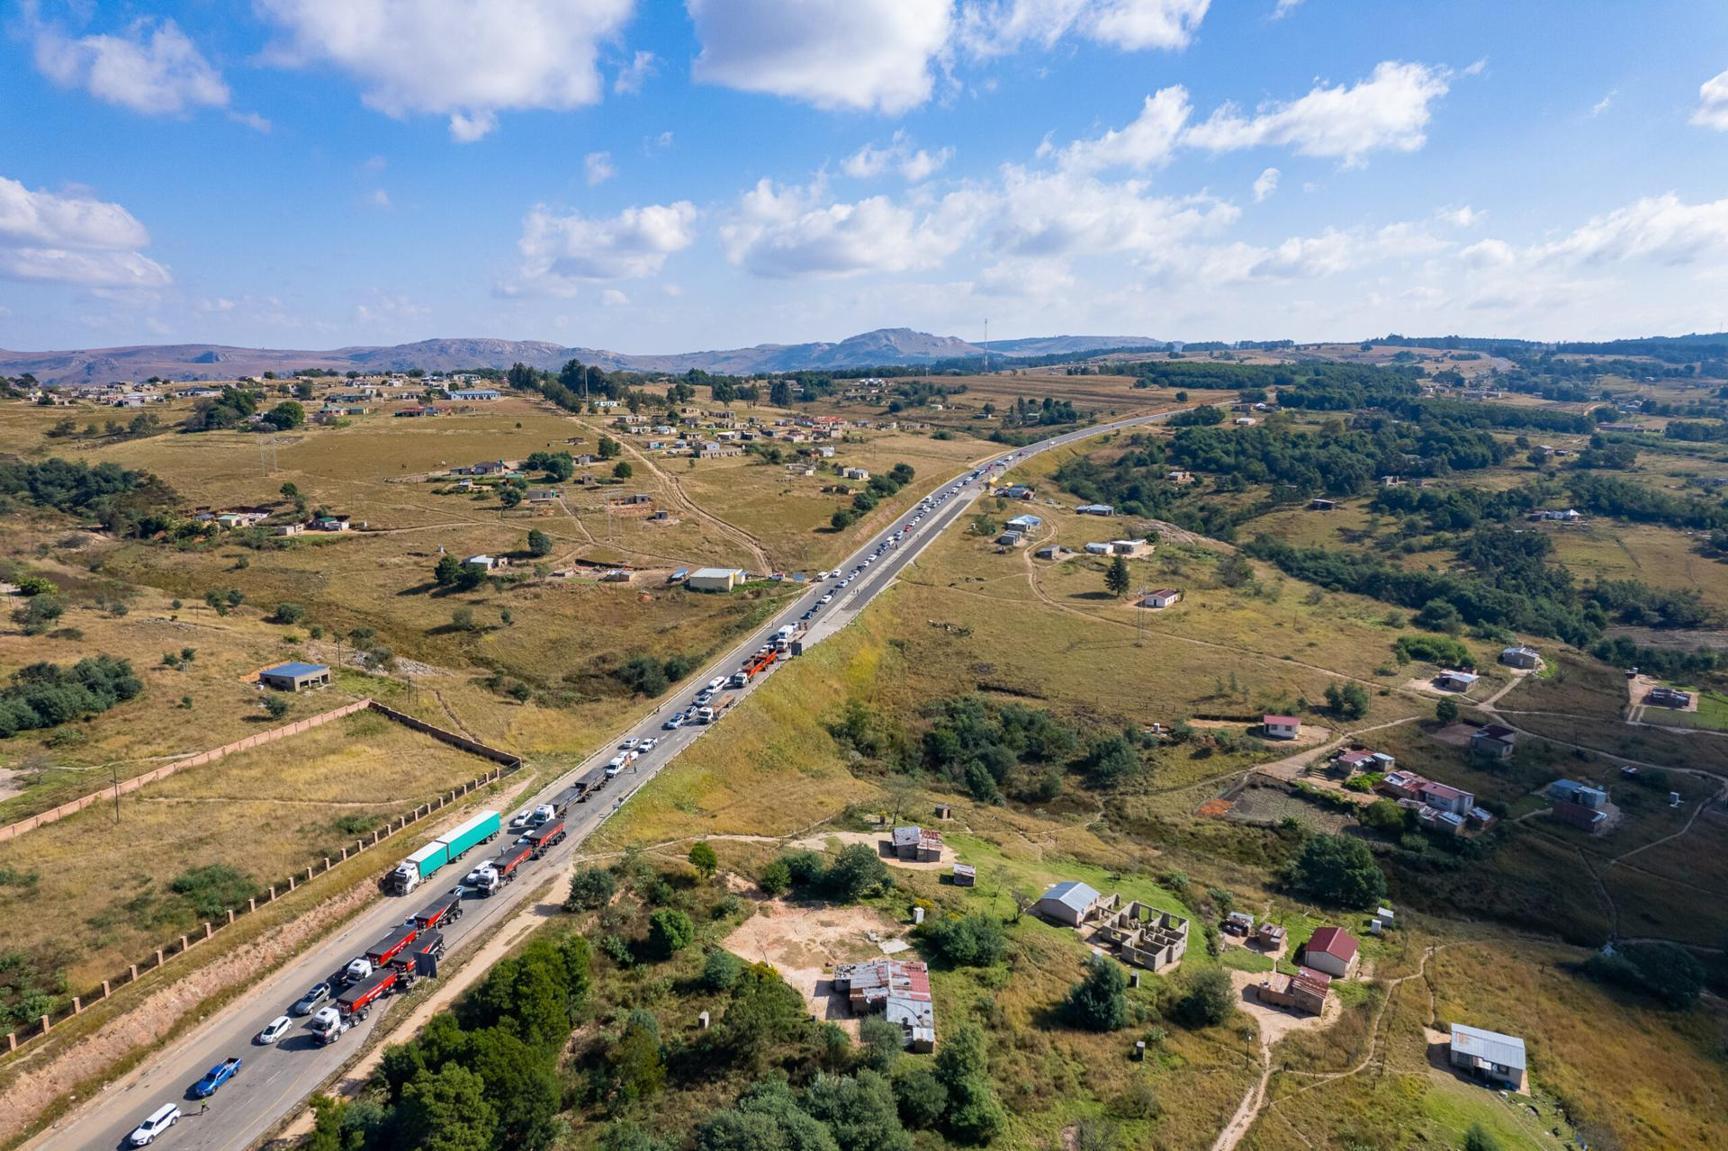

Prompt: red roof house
[1302,926,1360,978]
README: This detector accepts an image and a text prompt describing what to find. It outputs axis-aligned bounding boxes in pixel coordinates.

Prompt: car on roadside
[256,1015,293,1045]
[291,981,331,1016]
[126,1104,181,1147]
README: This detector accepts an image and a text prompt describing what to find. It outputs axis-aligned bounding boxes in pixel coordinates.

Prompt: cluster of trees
[759,844,891,903]
[1000,396,1083,428]
[831,462,916,530]
[916,913,1007,967]
[46,412,164,442]
[1283,833,1387,909]
[524,451,575,482]
[0,656,142,738]
[1566,472,1728,532]
[0,457,176,537]
[310,933,593,1151]
[1582,940,1706,1009]
[433,555,487,592]
[1394,634,1474,667]
[609,651,699,698]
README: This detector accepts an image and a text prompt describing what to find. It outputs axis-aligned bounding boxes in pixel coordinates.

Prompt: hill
[0,328,1163,385]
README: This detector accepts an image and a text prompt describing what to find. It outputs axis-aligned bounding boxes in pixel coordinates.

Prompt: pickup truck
[191,1057,242,1098]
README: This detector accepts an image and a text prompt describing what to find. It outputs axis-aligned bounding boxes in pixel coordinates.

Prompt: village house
[1499,645,1542,670]
[1090,901,1190,971]
[891,826,943,863]
[686,567,747,592]
[831,959,935,1052]
[449,388,500,401]
[215,508,271,530]
[1033,545,1068,560]
[463,554,507,571]
[1083,542,1112,555]
[1223,911,1255,936]
[1255,922,1287,951]
[841,466,871,481]
[310,514,352,532]
[1448,1024,1527,1091]
[1075,503,1115,516]
[1308,498,1338,511]
[1418,780,1475,816]
[1435,669,1479,692]
[1006,514,1042,532]
[996,530,1025,548]
[1471,724,1517,760]
[1262,715,1302,740]
[1256,968,1331,1015]
[258,661,331,692]
[1034,880,1105,927]
[1140,589,1182,609]
[997,484,1035,500]
[1301,926,1359,978]
[1166,469,1195,484]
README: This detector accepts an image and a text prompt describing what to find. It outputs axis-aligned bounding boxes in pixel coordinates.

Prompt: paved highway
[33,407,1178,1151]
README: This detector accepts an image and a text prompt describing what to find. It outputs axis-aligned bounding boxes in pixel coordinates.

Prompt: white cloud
[688,0,951,114]
[1184,61,1451,165]
[614,50,656,94]
[1461,57,1487,77]
[1437,205,1482,228]
[585,151,617,186]
[30,13,229,116]
[355,293,429,324]
[646,130,675,152]
[0,175,170,288]
[721,178,984,277]
[1252,167,1279,202]
[229,110,272,133]
[1589,90,1616,118]
[993,167,1237,261]
[1533,193,1728,267]
[1058,86,1191,172]
[517,200,699,290]
[368,188,392,209]
[843,132,954,182]
[1692,69,1728,131]
[602,288,630,306]
[1270,0,1301,19]
[257,0,634,140]
[960,0,1210,54]
[1461,238,1515,269]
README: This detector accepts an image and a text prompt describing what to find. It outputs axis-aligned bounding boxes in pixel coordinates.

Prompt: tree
[606,1009,666,1106]
[566,867,617,910]
[499,486,523,509]
[598,435,622,459]
[269,602,306,625]
[688,840,719,880]
[1175,967,1234,1028]
[700,948,742,992]
[825,843,890,902]
[464,1027,562,1150]
[613,461,634,480]
[1358,798,1409,836]
[1080,733,1139,788]
[1285,833,1387,908]
[892,1066,947,1129]
[1063,954,1129,1032]
[261,401,305,430]
[934,1023,1006,1144]
[13,596,63,635]
[526,529,553,557]
[1324,682,1370,720]
[434,554,462,586]
[857,1014,905,1072]
[262,694,291,719]
[759,857,792,895]
[647,908,696,958]
[1435,697,1460,724]
[1105,554,1132,597]
[803,1070,913,1151]
[397,1064,497,1151]
[451,606,476,632]
[1416,598,1464,635]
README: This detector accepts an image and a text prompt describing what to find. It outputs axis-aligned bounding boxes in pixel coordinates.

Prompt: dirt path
[598,423,773,572]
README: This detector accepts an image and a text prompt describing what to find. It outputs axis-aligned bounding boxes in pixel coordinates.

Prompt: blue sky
[3,0,1728,353]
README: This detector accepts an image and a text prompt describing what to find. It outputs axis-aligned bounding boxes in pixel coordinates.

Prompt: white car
[463,864,494,886]
[820,594,833,604]
[127,1104,181,1146]
[663,714,685,730]
[607,754,627,771]
[620,737,639,750]
[639,738,658,752]
[256,1015,293,1045]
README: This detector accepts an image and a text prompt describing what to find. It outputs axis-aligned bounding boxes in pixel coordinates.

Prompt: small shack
[1448,1024,1527,1091]
[951,863,976,887]
[686,567,746,593]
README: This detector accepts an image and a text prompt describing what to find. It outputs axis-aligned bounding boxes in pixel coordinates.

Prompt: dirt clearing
[723,899,909,1033]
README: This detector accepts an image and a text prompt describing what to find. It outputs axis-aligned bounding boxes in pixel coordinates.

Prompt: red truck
[365,924,420,969]
[481,843,534,895]
[524,817,566,859]
[395,929,445,972]
[413,892,463,931]
[336,967,404,1021]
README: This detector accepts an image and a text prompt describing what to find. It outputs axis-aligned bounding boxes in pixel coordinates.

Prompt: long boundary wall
[0,699,522,1057]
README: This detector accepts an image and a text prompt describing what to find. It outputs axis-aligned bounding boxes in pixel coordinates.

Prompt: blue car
[192,1057,242,1098]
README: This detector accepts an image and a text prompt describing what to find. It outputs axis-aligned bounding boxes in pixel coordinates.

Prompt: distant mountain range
[0,329,1169,386]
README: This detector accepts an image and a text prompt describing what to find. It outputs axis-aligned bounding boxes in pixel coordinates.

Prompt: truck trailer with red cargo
[491,842,534,880]
[336,968,404,1020]
[396,929,445,971]
[524,818,566,859]
[365,924,420,969]
[413,892,463,931]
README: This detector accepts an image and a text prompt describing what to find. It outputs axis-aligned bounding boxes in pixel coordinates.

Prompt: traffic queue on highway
[117,449,1024,1147]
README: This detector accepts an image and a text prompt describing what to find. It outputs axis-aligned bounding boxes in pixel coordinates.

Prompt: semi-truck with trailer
[524,817,566,859]
[336,967,405,1022]
[384,810,502,895]
[413,891,464,931]
[365,924,420,969]
[437,810,501,861]
[475,842,534,895]
[397,929,445,970]
[697,693,735,724]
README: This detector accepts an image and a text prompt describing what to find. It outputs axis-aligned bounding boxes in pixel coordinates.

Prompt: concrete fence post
[179,935,189,953]
[7,1032,15,1052]
[204,922,213,939]
[39,1014,49,1035]
[341,846,349,860]
[248,897,257,913]
[154,948,164,968]
[71,996,81,1015]
[128,964,138,982]
[323,857,331,871]
[268,885,276,900]
[227,909,236,924]
[306,866,314,881]
[287,876,295,891]
[102,980,111,999]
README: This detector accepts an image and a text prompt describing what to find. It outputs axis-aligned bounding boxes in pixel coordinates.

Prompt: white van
[707,676,727,692]
[128,1104,181,1146]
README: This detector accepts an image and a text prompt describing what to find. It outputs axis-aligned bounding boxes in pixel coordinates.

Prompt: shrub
[269,602,306,625]
[1284,833,1387,908]
[1175,967,1234,1028]
[918,913,1006,967]
[647,908,695,959]
[1584,941,1706,1008]
[823,844,891,902]
[262,694,291,719]
[699,948,742,993]
[688,841,719,880]
[758,857,792,896]
[567,867,618,911]
[892,1066,947,1129]
[169,864,261,919]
